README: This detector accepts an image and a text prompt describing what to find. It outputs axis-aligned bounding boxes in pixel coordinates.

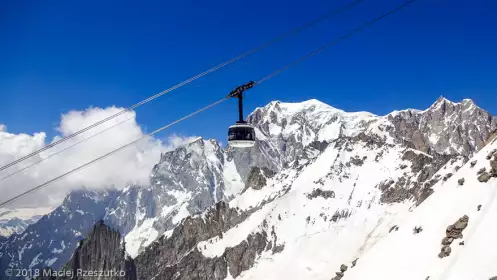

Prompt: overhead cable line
[256,0,418,85]
[0,0,364,174]
[0,0,418,208]
[0,99,227,208]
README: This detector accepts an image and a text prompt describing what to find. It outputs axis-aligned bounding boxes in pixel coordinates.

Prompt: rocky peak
[47,220,136,280]
[154,137,224,177]
[246,99,375,167]
[0,189,116,276]
[386,97,496,157]
[428,95,454,110]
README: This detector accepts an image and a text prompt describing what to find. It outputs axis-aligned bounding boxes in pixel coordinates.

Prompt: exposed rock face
[134,201,253,279]
[151,138,226,213]
[104,187,155,237]
[104,137,255,256]
[439,215,469,258]
[478,167,487,175]
[490,156,497,174]
[306,188,335,199]
[478,172,492,183]
[387,97,497,157]
[349,156,366,166]
[142,232,268,280]
[225,232,268,278]
[331,264,349,280]
[149,249,227,280]
[380,149,454,205]
[226,141,280,182]
[486,149,497,160]
[243,166,275,192]
[55,221,136,280]
[0,190,117,275]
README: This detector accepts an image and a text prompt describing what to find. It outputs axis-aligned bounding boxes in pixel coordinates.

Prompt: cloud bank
[0,106,197,208]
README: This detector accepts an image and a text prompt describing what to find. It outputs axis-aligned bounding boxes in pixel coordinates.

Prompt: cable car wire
[0,98,226,208]
[0,0,364,174]
[256,0,418,85]
[0,0,418,208]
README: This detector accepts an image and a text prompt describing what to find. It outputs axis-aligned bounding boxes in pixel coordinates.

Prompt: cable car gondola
[227,81,256,148]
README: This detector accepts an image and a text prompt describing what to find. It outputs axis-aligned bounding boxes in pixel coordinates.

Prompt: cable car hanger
[226,81,257,148]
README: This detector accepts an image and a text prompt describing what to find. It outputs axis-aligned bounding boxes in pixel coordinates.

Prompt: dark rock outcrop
[46,220,136,280]
[349,156,366,166]
[226,232,268,278]
[139,232,268,280]
[377,179,395,191]
[486,149,497,160]
[389,225,399,233]
[443,172,453,181]
[478,172,492,183]
[439,215,469,258]
[490,156,497,174]
[133,199,279,280]
[243,166,275,192]
[413,226,423,234]
[0,190,117,275]
[458,178,465,186]
[331,264,349,280]
[135,201,247,277]
[380,150,453,205]
[306,188,335,200]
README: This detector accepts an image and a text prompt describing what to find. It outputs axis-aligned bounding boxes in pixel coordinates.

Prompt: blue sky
[1,0,496,143]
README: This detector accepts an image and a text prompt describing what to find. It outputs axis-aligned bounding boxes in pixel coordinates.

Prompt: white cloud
[0,106,196,208]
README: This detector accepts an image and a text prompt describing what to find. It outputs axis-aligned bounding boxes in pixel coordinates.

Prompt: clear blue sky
[1,0,496,143]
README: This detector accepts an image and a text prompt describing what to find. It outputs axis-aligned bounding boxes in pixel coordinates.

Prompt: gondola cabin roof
[228,123,256,148]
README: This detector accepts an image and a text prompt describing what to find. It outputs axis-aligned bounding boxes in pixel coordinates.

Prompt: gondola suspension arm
[226,81,256,122]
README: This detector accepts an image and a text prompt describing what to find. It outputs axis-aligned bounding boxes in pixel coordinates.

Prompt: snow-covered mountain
[2,96,496,280]
[0,207,52,237]
[0,190,116,275]
[132,97,497,280]
[344,133,497,280]
[104,137,248,256]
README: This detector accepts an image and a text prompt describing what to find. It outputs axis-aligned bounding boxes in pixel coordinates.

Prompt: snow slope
[177,98,496,280]
[345,138,497,280]
[193,137,416,280]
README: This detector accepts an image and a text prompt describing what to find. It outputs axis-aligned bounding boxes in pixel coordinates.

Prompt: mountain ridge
[1,96,496,279]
